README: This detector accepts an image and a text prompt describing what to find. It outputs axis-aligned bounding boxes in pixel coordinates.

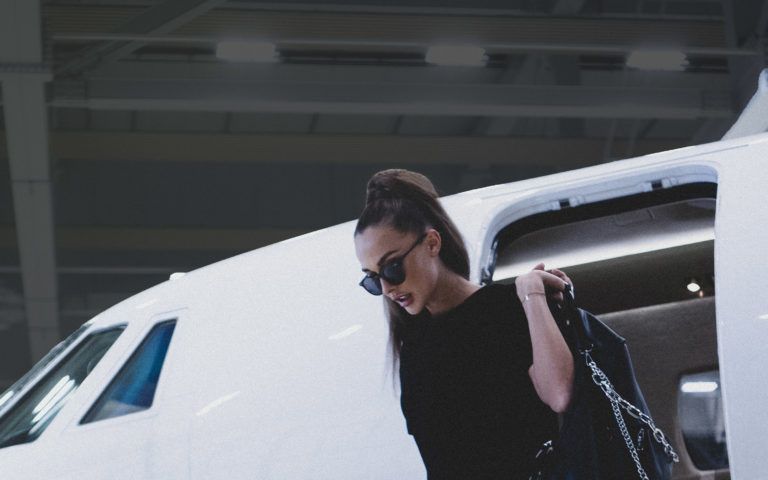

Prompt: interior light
[626,49,687,71]
[426,45,487,67]
[681,381,718,393]
[760,314,768,320]
[169,272,186,281]
[687,279,701,293]
[216,41,277,63]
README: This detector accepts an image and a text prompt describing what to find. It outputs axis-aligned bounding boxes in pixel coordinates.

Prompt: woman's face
[354,225,440,315]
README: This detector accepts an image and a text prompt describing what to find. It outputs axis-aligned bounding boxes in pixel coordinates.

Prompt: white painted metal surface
[0,133,767,478]
[722,69,768,140]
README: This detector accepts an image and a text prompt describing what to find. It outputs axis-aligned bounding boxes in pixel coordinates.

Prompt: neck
[424,267,481,316]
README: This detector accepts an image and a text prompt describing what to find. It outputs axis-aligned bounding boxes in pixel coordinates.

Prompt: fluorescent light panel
[216,41,277,62]
[627,49,687,71]
[426,45,487,67]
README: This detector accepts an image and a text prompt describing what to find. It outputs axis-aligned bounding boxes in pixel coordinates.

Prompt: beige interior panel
[599,296,722,479]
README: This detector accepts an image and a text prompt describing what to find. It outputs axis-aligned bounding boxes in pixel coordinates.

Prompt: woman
[353,169,574,479]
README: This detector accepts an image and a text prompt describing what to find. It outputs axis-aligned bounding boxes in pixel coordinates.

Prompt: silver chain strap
[582,349,680,479]
[605,373,650,480]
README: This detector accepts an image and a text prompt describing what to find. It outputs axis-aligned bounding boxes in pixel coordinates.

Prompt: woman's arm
[515,263,574,413]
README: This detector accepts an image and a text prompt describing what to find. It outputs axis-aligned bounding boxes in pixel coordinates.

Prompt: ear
[425,228,442,256]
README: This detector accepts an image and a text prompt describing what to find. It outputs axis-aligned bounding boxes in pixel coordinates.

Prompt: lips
[393,293,413,308]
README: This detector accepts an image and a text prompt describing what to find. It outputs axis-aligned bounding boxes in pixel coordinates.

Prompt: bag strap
[583,349,680,477]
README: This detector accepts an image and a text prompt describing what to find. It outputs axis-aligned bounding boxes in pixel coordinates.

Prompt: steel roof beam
[44,7,730,50]
[76,61,729,87]
[50,33,762,58]
[477,0,586,136]
[0,132,687,168]
[47,78,732,119]
[0,0,58,363]
[56,0,228,76]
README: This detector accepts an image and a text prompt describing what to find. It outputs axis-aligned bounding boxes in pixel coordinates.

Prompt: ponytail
[354,169,470,372]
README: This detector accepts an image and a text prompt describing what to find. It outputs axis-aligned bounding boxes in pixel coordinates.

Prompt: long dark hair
[354,169,470,371]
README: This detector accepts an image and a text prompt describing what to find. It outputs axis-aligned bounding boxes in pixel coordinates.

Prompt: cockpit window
[0,321,93,414]
[0,326,125,449]
[81,320,176,424]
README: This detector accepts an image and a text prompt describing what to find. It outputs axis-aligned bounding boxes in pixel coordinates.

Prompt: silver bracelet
[523,292,547,304]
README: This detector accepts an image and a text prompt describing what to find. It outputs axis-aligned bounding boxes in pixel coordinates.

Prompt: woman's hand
[515,263,572,305]
[516,262,575,413]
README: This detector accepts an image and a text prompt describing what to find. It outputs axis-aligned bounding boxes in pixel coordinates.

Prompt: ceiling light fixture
[626,49,687,71]
[686,278,701,293]
[216,41,277,63]
[681,381,718,393]
[426,45,487,67]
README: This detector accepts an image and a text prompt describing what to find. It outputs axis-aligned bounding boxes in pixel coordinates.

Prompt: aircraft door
[710,137,768,480]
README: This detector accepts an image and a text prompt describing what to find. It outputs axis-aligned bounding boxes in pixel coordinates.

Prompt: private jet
[0,71,766,479]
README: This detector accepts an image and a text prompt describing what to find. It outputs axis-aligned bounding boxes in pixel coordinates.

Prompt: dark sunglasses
[359,233,427,296]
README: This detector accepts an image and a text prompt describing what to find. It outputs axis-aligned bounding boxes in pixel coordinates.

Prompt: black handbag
[529,284,679,480]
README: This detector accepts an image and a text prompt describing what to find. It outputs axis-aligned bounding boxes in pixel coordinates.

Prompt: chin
[403,302,423,316]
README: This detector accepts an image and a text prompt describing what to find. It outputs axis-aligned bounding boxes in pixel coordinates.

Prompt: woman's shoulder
[450,282,522,319]
[473,282,518,305]
[482,282,517,296]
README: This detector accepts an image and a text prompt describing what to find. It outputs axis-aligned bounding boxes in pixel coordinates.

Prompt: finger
[543,270,569,305]
[533,263,545,271]
[551,268,572,287]
[538,270,568,291]
[551,268,566,280]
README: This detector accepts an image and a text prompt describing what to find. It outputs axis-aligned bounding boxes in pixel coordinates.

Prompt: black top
[399,283,559,480]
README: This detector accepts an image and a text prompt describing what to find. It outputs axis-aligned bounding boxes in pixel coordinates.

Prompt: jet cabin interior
[489,182,725,480]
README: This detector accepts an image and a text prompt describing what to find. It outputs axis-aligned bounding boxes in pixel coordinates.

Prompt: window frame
[79,319,178,425]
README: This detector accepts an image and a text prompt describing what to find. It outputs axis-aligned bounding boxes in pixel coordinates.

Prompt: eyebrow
[361,248,400,274]
[378,249,399,267]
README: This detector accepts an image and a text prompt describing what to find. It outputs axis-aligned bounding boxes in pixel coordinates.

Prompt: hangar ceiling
[0,0,766,388]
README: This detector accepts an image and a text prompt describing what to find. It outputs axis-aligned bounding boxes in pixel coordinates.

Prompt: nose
[380,278,396,296]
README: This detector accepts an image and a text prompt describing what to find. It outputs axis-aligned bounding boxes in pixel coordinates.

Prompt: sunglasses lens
[360,275,382,296]
[381,262,405,285]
